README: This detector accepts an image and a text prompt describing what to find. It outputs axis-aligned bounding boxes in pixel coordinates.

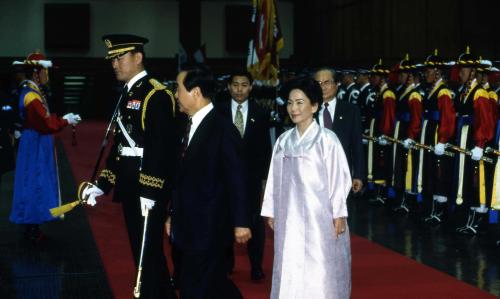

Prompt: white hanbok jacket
[262,121,352,299]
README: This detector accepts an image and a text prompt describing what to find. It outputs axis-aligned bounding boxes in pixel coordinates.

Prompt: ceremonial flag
[247,0,284,86]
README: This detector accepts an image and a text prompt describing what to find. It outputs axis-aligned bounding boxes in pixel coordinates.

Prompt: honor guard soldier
[366,59,396,203]
[419,50,456,223]
[80,34,177,298]
[10,52,81,241]
[341,69,359,104]
[390,54,423,213]
[477,60,498,121]
[357,68,375,138]
[452,47,495,234]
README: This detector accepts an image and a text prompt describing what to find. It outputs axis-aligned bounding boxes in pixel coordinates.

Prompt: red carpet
[57,121,496,299]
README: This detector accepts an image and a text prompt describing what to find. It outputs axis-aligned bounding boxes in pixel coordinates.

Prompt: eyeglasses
[316,80,334,87]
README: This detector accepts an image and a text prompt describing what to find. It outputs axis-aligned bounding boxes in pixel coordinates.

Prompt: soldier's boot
[393,192,410,213]
[433,201,447,222]
[456,208,474,233]
[369,186,386,205]
[469,210,488,234]
[425,200,447,224]
[424,199,438,223]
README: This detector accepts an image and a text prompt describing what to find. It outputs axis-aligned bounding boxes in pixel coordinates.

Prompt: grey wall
[0,0,293,59]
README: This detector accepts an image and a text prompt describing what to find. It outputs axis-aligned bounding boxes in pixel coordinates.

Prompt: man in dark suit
[215,71,271,281]
[314,68,365,193]
[168,65,252,299]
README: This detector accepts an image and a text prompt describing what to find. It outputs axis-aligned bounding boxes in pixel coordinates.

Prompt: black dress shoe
[251,268,265,281]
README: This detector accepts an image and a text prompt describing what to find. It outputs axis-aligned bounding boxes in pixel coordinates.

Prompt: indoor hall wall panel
[0,0,179,58]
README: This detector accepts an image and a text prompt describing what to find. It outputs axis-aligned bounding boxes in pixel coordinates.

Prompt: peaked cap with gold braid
[102,34,149,59]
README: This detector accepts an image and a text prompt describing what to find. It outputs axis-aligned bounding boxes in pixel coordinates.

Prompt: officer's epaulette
[148,78,166,90]
[437,88,452,99]
[142,79,175,130]
[473,88,489,102]
[409,91,422,101]
[382,89,396,100]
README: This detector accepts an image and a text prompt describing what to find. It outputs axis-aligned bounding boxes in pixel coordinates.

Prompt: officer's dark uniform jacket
[97,74,176,202]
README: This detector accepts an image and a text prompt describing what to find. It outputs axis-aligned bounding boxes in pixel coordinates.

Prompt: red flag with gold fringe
[247,0,284,86]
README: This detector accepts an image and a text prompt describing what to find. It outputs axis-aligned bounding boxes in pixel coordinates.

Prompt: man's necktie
[234,104,244,137]
[323,102,333,129]
[181,117,192,158]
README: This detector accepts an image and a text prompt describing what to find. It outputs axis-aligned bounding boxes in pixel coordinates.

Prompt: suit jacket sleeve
[223,123,250,228]
[139,87,177,200]
[350,104,365,180]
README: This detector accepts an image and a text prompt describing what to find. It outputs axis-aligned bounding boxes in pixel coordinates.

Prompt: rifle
[362,134,378,142]
[410,141,455,157]
[485,147,500,156]
[445,143,493,164]
[380,134,404,146]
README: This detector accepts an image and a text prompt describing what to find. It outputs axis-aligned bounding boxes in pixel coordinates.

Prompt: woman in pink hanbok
[261,77,352,299]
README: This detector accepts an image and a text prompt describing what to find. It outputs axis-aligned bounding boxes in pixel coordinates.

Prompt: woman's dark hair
[282,76,323,106]
[181,64,217,100]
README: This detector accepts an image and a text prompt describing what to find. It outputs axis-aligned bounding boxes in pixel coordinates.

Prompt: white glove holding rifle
[471,146,483,161]
[434,143,445,156]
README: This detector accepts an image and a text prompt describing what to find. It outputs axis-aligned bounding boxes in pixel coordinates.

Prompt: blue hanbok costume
[10,81,68,224]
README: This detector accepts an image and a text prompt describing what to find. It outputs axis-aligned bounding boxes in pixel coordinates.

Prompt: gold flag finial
[405,53,409,61]
[466,46,470,54]
[434,49,438,56]
[378,58,382,65]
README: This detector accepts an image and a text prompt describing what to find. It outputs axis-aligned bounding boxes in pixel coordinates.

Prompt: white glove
[378,137,388,146]
[14,130,21,139]
[362,138,368,145]
[63,113,82,125]
[82,183,104,206]
[403,138,414,149]
[471,146,483,161]
[434,143,445,156]
[140,197,155,217]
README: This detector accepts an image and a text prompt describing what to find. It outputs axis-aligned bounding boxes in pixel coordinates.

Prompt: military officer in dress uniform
[453,47,495,235]
[80,34,177,298]
[419,50,456,224]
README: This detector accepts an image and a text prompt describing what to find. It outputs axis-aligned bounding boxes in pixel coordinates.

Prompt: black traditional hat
[369,58,391,75]
[102,34,149,59]
[476,59,493,73]
[456,46,480,68]
[423,49,446,68]
[396,53,418,73]
[357,68,370,75]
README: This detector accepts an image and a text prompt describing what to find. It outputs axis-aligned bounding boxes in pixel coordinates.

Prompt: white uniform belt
[120,146,144,157]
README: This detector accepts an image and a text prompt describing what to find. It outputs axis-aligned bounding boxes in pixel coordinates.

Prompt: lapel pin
[250,118,255,123]
[339,116,343,120]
